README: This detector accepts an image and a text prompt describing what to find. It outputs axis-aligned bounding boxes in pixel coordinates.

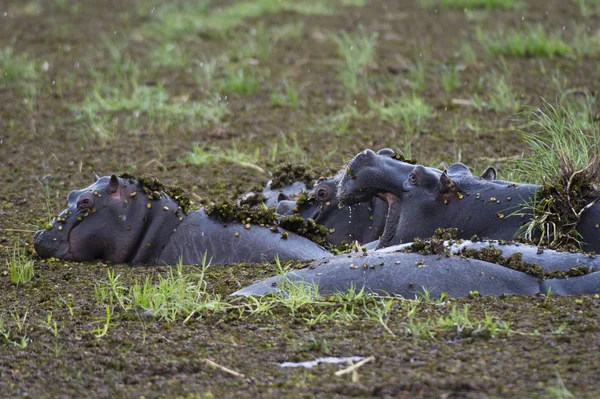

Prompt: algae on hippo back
[33,174,332,265]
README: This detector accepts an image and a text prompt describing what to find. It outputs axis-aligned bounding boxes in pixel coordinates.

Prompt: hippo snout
[34,229,69,259]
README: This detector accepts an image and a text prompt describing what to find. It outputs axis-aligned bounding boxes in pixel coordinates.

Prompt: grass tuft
[220,67,260,95]
[332,26,378,93]
[478,25,570,57]
[270,79,300,108]
[0,47,38,82]
[6,246,35,286]
[514,101,600,249]
[368,95,433,136]
[420,0,521,9]
[182,143,264,172]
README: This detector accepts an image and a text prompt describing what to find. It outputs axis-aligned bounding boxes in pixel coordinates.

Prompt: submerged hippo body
[232,251,542,298]
[338,149,539,248]
[277,175,388,245]
[34,175,331,265]
[233,241,600,298]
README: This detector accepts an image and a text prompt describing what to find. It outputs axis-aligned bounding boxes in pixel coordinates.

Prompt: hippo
[232,251,542,298]
[277,175,389,246]
[240,179,307,208]
[338,149,540,248]
[232,241,600,298]
[33,175,332,265]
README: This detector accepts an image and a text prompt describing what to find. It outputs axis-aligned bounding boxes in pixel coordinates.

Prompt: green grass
[571,26,600,58]
[75,86,230,139]
[513,101,600,247]
[515,101,600,186]
[368,95,433,136]
[478,25,571,57]
[220,67,260,95]
[96,256,229,322]
[182,143,264,172]
[578,0,600,17]
[193,58,219,90]
[407,60,427,92]
[332,26,378,93]
[144,0,335,40]
[441,65,462,94]
[270,79,300,108]
[486,71,520,112]
[150,43,189,67]
[458,42,477,64]
[6,247,35,286]
[420,0,521,9]
[0,47,38,82]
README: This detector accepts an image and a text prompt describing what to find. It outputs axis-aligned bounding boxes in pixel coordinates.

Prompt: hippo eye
[409,173,418,185]
[316,186,329,201]
[77,195,94,209]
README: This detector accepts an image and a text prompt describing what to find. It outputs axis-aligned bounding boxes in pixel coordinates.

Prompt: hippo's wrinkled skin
[338,149,539,248]
[276,175,388,245]
[34,175,331,265]
[233,241,600,298]
[232,251,542,298]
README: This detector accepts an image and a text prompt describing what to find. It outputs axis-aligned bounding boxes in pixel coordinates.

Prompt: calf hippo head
[34,175,184,263]
[277,176,387,245]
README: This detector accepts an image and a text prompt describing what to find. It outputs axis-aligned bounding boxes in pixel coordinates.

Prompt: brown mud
[1,0,600,397]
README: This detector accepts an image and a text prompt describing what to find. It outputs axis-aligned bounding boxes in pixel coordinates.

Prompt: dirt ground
[1,0,599,397]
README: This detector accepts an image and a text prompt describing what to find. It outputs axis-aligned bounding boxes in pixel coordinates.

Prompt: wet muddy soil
[1,0,599,397]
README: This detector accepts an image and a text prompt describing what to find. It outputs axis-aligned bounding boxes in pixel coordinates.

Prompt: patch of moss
[391,151,417,165]
[119,173,194,214]
[205,200,278,226]
[527,164,600,251]
[270,163,334,189]
[279,214,331,247]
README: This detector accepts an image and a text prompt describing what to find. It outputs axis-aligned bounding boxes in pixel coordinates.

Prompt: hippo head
[277,176,387,245]
[337,148,418,206]
[402,165,457,200]
[34,174,183,263]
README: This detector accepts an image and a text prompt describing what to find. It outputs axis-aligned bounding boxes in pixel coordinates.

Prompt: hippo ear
[278,193,291,202]
[377,148,395,157]
[439,171,455,193]
[481,167,497,181]
[93,172,101,182]
[107,174,120,195]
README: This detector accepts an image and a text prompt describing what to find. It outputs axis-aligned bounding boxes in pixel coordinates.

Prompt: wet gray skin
[338,149,539,248]
[233,241,600,298]
[34,175,331,265]
[447,240,600,273]
[276,175,388,245]
[232,252,541,298]
[541,272,600,295]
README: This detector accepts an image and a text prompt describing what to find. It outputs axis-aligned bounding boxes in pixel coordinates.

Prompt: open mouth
[375,192,402,249]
